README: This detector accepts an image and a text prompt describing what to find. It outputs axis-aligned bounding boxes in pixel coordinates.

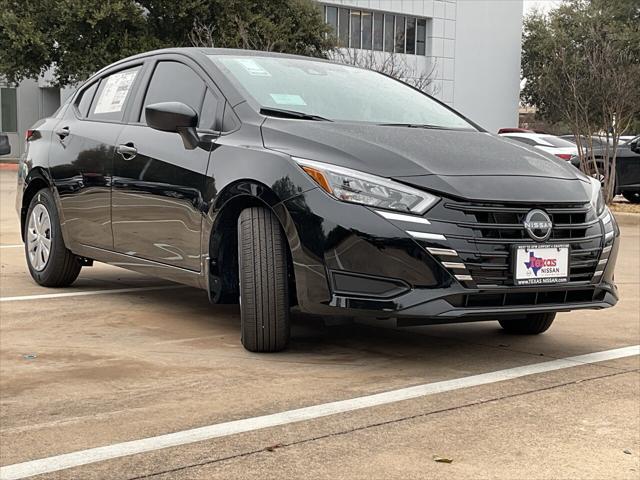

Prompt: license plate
[513,244,569,286]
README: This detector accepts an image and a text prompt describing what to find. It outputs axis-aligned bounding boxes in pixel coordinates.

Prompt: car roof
[95,47,338,77]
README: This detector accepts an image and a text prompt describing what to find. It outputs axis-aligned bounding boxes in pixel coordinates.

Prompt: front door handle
[116,143,137,161]
[55,126,70,139]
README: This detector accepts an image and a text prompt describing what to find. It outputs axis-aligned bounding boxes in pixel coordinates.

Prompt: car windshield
[209,55,476,130]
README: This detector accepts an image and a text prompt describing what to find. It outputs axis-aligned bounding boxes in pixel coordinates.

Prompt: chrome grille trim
[442,262,466,269]
[375,210,431,225]
[455,274,473,281]
[407,231,446,241]
[426,247,458,256]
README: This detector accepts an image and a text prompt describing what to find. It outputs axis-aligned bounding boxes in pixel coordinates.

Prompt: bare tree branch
[328,48,438,95]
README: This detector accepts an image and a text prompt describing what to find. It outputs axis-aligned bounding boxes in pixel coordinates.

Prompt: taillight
[555,153,572,160]
[25,130,36,141]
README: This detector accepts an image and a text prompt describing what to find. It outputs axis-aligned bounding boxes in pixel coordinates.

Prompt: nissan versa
[16,49,619,352]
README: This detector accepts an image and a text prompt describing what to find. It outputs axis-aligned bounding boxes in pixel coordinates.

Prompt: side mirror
[145,102,200,150]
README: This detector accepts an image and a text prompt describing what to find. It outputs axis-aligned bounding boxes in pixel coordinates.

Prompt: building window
[326,6,338,34]
[416,19,427,55]
[338,8,349,47]
[384,14,394,53]
[373,12,384,51]
[350,10,361,49]
[362,11,373,50]
[1,88,18,133]
[406,18,416,55]
[395,16,406,53]
[324,5,429,56]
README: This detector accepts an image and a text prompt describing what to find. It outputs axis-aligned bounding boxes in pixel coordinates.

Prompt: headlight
[293,157,439,214]
[588,177,605,216]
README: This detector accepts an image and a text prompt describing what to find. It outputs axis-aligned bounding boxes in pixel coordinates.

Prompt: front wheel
[237,207,290,352]
[25,188,82,287]
[499,313,556,335]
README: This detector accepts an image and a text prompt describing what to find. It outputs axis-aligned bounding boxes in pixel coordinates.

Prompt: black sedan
[570,136,640,203]
[16,49,619,352]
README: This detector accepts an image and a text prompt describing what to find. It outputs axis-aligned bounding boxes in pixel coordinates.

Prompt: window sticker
[93,69,139,114]
[235,59,271,77]
[269,94,307,106]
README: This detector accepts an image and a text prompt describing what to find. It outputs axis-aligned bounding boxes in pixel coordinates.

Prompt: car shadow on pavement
[126,285,586,366]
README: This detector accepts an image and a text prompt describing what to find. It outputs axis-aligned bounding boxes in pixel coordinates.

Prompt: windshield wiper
[260,107,332,122]
[378,123,449,130]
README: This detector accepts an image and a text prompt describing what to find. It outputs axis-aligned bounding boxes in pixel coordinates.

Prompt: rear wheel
[622,191,640,203]
[237,206,290,352]
[499,313,555,335]
[25,188,82,287]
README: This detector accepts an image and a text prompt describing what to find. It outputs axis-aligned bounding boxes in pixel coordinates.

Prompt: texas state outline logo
[524,251,558,276]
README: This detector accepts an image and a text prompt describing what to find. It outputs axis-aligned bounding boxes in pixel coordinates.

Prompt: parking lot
[0,168,638,479]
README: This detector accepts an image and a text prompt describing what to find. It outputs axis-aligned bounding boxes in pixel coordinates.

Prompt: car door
[48,64,143,251]
[111,57,221,271]
[616,138,640,191]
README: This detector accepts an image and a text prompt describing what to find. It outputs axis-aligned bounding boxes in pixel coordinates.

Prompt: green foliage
[522,0,640,124]
[191,0,333,56]
[0,0,333,87]
[521,0,640,202]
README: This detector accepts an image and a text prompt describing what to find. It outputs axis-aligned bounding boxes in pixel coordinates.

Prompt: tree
[0,0,162,86]
[329,48,437,94]
[188,0,334,57]
[0,0,333,87]
[521,0,640,202]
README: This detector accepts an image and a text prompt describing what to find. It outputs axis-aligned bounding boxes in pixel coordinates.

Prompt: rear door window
[140,61,207,125]
[89,66,140,122]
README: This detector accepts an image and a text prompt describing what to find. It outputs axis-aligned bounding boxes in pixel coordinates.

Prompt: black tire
[24,188,82,287]
[622,191,640,203]
[237,206,290,352]
[499,313,556,335]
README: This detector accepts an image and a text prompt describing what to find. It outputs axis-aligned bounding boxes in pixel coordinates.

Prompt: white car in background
[499,132,578,160]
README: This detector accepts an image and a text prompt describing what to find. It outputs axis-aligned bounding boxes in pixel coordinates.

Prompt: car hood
[262,119,589,203]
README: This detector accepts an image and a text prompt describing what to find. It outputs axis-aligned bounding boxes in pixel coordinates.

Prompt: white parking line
[0,285,187,302]
[0,244,22,249]
[1,345,637,480]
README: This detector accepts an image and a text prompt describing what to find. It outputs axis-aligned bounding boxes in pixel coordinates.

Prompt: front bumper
[278,188,620,324]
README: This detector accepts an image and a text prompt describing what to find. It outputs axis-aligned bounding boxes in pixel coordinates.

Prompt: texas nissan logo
[523,209,553,242]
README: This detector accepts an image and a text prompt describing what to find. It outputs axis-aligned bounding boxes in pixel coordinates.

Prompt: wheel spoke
[31,212,40,236]
[28,228,38,243]
[34,243,42,270]
[41,241,50,259]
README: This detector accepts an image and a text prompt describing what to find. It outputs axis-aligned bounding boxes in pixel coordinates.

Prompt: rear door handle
[55,126,70,139]
[116,143,137,161]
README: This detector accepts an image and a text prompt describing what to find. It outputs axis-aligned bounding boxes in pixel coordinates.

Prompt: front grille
[433,201,603,286]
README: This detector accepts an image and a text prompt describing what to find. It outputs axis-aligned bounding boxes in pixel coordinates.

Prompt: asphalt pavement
[0,169,638,479]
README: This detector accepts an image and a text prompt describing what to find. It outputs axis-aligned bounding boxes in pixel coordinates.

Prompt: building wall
[0,78,61,160]
[453,0,523,132]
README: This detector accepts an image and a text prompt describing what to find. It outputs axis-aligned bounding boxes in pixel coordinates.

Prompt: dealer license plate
[513,244,569,286]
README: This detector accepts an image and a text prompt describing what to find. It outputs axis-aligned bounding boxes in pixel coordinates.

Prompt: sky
[523,0,563,15]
